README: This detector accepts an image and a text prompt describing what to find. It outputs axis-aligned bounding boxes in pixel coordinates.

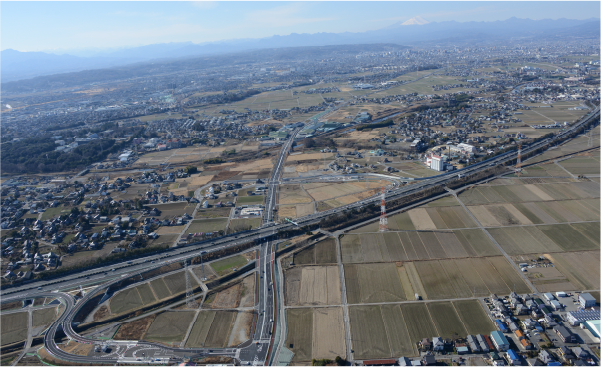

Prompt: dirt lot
[213,282,243,308]
[227,311,254,347]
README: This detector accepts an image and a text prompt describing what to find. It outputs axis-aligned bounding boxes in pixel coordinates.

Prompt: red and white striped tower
[379,187,388,231]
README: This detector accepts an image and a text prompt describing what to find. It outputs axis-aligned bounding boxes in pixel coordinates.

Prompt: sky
[1,1,599,53]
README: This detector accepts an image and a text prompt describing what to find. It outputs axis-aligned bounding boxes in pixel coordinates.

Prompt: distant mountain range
[2,17,599,83]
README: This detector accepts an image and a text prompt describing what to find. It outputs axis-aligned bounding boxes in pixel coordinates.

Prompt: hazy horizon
[2,1,600,54]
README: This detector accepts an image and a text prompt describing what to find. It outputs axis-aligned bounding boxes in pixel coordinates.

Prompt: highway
[1,105,597,365]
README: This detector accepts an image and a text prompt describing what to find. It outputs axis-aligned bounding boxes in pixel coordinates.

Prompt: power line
[379,187,388,232]
[184,258,198,309]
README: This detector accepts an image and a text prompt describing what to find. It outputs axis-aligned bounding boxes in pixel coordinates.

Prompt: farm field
[187,218,229,234]
[414,257,530,299]
[285,265,341,306]
[185,310,238,348]
[285,308,314,362]
[557,156,600,175]
[344,263,405,304]
[518,261,577,293]
[109,269,197,307]
[341,229,499,263]
[458,181,600,205]
[145,311,196,345]
[1,311,28,345]
[353,205,477,231]
[348,300,492,359]
[524,199,599,224]
[544,251,600,291]
[303,181,385,202]
[291,238,337,265]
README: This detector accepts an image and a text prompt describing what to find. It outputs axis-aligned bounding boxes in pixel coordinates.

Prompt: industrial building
[566,310,600,326]
[579,293,597,308]
[490,331,509,351]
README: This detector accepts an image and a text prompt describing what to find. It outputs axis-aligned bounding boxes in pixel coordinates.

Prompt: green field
[41,206,68,220]
[236,195,264,206]
[1,312,28,345]
[229,218,261,231]
[110,287,144,314]
[187,218,228,234]
[144,311,195,344]
[286,308,313,362]
[210,255,248,276]
[293,239,337,265]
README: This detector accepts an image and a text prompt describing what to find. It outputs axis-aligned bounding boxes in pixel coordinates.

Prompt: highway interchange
[0,105,598,365]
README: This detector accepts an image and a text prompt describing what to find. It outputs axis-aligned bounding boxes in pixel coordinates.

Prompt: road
[1,106,598,365]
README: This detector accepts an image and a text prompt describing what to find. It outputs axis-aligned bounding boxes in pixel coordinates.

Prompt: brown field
[240,275,256,307]
[452,300,495,335]
[185,311,216,348]
[413,257,528,298]
[213,282,243,309]
[523,265,577,293]
[32,307,59,328]
[401,303,438,348]
[114,315,155,340]
[345,263,405,304]
[279,185,313,204]
[1,312,28,345]
[349,305,392,360]
[297,266,341,306]
[427,302,467,339]
[488,226,563,255]
[204,311,236,347]
[343,229,500,263]
[312,307,347,360]
[544,251,600,291]
[145,311,196,344]
[408,208,437,230]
